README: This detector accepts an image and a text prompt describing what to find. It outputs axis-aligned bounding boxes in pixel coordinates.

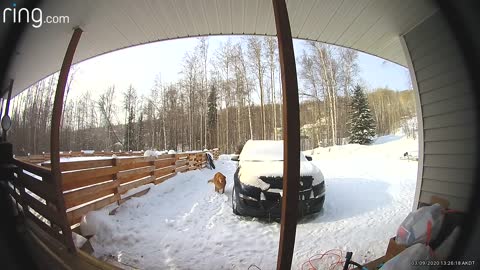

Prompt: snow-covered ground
[84,135,418,269]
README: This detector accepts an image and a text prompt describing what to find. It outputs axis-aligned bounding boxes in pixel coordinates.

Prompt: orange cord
[425,219,432,246]
[329,259,345,270]
[301,208,458,270]
[301,249,344,270]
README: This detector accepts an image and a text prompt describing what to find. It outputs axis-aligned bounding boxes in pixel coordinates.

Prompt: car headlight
[257,178,270,191]
[239,193,258,201]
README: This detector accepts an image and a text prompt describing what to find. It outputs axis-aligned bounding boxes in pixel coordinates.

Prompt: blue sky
[70,36,410,99]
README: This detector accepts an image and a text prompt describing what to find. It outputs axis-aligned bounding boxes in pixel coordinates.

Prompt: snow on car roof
[239,140,306,161]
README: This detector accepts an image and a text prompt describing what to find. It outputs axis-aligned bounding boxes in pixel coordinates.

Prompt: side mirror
[305,155,312,161]
[231,155,239,162]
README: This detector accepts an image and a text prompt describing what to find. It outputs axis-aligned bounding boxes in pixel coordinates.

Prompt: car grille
[260,176,314,190]
[259,176,321,201]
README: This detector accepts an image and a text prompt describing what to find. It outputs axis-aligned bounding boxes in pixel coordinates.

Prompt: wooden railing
[6,159,76,250]
[5,150,215,256]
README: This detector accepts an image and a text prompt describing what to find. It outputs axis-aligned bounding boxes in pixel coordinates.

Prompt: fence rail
[16,148,219,164]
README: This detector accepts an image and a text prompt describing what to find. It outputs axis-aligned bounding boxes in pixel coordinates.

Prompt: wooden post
[0,98,3,124]
[50,27,82,252]
[112,157,120,205]
[272,0,301,269]
[149,155,155,186]
[1,79,14,142]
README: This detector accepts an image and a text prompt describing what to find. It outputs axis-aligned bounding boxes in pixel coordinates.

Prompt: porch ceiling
[3,0,437,97]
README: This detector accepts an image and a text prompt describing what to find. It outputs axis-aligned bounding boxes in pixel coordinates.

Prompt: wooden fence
[5,150,217,254]
[43,152,208,227]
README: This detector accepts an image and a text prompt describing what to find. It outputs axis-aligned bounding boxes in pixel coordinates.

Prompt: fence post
[112,157,120,205]
[190,154,195,170]
[149,155,156,185]
[174,153,177,170]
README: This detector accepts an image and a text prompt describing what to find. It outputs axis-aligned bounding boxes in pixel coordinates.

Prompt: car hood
[238,160,324,190]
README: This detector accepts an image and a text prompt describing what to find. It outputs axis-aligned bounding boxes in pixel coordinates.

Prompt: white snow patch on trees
[143,150,168,157]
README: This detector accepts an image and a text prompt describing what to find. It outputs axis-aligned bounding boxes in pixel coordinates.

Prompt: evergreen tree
[207,85,218,148]
[349,85,376,144]
[125,106,136,150]
[123,85,137,150]
[137,112,144,150]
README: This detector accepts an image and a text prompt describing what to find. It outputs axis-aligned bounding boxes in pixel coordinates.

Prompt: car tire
[232,186,239,215]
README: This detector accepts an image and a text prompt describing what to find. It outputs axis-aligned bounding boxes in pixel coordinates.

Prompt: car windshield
[239,140,307,162]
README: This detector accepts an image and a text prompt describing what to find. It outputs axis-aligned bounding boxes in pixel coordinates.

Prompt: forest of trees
[7,37,416,156]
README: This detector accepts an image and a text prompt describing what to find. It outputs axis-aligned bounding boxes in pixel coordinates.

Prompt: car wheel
[232,186,239,215]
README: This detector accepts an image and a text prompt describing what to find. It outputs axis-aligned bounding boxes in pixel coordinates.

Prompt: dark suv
[231,140,325,218]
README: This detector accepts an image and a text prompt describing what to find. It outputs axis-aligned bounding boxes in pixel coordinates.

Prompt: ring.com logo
[2,3,70,28]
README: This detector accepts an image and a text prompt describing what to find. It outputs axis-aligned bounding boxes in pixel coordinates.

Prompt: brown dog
[208,172,226,194]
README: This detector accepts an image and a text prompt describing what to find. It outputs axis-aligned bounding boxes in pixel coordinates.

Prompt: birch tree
[265,37,278,140]
[98,86,122,150]
[247,36,267,140]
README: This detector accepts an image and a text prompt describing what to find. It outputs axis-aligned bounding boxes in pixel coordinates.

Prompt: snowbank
[80,210,116,237]
[373,134,403,144]
[308,134,418,161]
[144,150,168,157]
[218,154,235,161]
